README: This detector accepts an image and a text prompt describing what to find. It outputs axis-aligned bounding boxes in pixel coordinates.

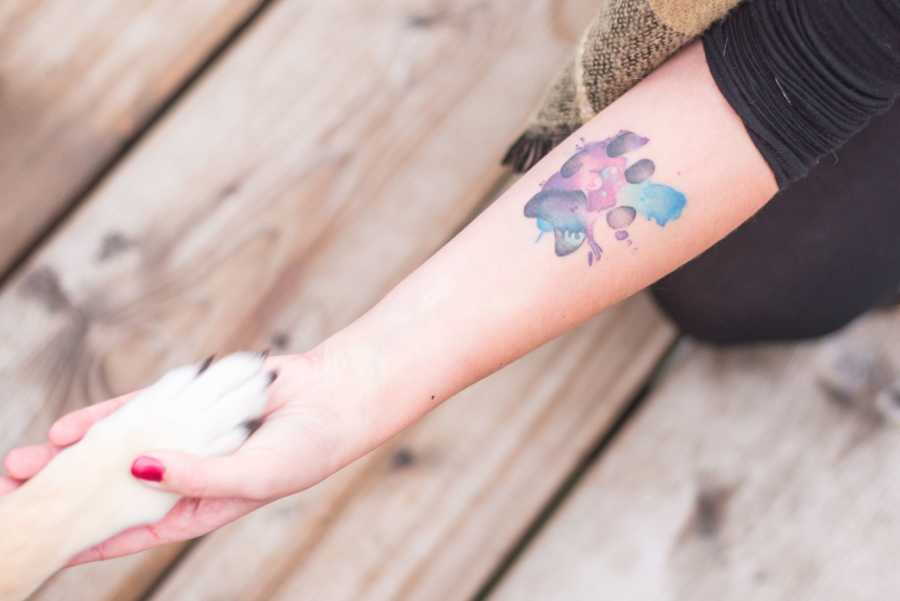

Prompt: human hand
[1,352,347,565]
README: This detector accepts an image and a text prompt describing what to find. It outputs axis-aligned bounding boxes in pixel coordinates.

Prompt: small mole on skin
[431,395,435,400]
[406,12,445,28]
[391,447,416,469]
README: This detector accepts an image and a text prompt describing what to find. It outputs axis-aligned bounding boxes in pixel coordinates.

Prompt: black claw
[198,354,216,374]
[244,417,264,435]
[267,370,279,385]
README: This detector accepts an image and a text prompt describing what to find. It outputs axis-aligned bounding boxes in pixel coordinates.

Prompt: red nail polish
[131,456,165,482]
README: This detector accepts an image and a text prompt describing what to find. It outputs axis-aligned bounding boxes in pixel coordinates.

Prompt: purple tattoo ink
[523,130,687,266]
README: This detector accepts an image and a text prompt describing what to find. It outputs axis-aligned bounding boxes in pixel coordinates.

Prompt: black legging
[650,103,900,345]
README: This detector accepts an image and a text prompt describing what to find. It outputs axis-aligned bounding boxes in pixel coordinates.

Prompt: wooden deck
[1,1,898,599]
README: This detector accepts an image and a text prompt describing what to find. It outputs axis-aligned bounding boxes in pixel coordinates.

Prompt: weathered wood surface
[492,307,900,600]
[0,0,673,599]
[149,297,673,601]
[0,0,266,275]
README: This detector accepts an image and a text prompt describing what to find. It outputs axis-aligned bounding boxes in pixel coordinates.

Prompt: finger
[0,476,22,495]
[263,353,298,372]
[49,393,134,447]
[3,443,59,480]
[66,524,164,566]
[65,497,261,566]
[67,545,103,566]
[130,448,283,501]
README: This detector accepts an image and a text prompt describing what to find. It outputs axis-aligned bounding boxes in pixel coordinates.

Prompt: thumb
[130,450,273,501]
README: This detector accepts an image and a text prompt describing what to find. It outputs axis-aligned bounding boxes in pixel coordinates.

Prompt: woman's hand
[1,353,348,566]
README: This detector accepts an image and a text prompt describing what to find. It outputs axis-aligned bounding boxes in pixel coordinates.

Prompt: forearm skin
[294,41,777,470]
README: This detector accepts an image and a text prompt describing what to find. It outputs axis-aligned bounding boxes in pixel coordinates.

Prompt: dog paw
[38,352,273,547]
[87,352,272,455]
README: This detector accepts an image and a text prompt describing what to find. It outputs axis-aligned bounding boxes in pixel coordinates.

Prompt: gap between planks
[1,3,632,592]
[127,176,505,600]
[470,336,683,601]
[489,305,900,599]
[0,0,280,291]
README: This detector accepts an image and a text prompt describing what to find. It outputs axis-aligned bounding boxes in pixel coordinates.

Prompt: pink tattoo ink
[524,130,687,266]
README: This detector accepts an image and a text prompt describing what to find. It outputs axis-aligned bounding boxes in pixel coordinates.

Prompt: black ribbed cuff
[702,0,900,189]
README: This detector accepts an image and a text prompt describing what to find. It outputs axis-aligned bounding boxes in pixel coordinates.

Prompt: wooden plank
[150,297,674,601]
[0,0,267,275]
[491,308,900,600]
[145,3,673,600]
[0,0,661,599]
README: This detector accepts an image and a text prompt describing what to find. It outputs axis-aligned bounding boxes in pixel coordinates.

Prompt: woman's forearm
[308,41,777,467]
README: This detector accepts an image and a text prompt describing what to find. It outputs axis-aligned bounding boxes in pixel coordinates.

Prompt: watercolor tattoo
[524,130,686,266]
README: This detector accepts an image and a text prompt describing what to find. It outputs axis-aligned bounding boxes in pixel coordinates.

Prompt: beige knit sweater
[503,0,744,171]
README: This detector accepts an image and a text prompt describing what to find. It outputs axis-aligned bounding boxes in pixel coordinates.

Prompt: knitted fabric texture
[503,0,744,172]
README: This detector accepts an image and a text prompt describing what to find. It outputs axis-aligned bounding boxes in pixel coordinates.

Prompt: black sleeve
[702,0,900,188]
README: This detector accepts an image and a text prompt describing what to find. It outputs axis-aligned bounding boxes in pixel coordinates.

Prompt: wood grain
[150,297,673,601]
[491,307,900,600]
[0,0,670,599]
[0,0,266,275]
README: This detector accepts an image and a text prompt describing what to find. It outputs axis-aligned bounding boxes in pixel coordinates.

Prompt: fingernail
[131,456,165,482]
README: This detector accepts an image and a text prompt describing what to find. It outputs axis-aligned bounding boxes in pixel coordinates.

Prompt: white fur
[0,352,271,601]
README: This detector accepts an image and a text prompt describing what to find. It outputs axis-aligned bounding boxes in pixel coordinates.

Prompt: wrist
[262,339,393,477]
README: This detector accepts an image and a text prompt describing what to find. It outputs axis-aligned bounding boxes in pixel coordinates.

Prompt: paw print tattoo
[524,130,686,266]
